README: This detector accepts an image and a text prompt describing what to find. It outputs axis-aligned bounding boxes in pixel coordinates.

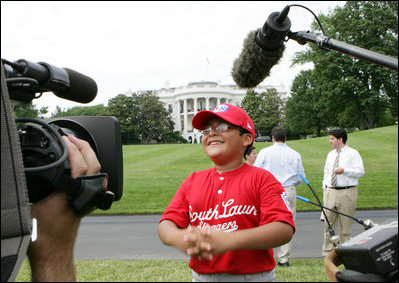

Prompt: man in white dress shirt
[254,126,305,267]
[321,128,365,256]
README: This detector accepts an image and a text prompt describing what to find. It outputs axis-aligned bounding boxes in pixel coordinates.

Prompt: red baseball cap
[192,104,255,140]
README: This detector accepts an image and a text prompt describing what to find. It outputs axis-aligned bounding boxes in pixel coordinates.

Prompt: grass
[95,125,398,215]
[15,125,397,282]
[16,258,342,282]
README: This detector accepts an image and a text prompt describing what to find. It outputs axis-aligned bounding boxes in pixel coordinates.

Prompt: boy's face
[202,117,252,164]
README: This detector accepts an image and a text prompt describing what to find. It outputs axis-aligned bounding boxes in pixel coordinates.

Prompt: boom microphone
[231,6,291,89]
[3,58,97,103]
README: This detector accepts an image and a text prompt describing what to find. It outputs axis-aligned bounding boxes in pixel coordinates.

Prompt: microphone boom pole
[296,195,375,230]
[288,30,398,71]
[299,173,340,245]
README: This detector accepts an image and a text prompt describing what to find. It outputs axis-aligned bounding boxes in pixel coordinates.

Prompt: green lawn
[16,258,342,282]
[15,126,397,282]
[96,125,398,215]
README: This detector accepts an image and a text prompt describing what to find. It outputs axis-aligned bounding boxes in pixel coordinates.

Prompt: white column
[183,99,188,133]
[193,98,198,135]
[177,100,182,132]
[194,98,198,115]
[206,97,209,110]
[217,97,220,106]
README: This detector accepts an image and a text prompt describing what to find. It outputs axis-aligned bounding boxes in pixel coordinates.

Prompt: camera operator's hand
[64,135,101,178]
[27,135,102,282]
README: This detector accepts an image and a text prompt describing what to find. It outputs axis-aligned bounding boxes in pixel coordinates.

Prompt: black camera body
[336,219,398,281]
[3,58,123,215]
[18,116,123,204]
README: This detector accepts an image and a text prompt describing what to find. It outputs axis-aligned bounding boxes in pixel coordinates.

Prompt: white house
[156,81,288,143]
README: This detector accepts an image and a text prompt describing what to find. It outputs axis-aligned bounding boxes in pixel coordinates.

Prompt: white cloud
[1,1,346,115]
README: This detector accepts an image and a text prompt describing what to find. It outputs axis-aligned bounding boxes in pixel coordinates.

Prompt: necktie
[331,149,341,187]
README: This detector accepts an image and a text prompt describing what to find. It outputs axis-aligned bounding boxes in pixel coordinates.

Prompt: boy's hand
[185,222,294,259]
[184,225,213,260]
[184,224,234,260]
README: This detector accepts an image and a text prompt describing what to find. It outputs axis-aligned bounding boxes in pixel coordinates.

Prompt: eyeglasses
[201,123,238,136]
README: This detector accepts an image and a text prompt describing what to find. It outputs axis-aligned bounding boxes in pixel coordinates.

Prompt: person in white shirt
[254,126,305,267]
[321,128,365,256]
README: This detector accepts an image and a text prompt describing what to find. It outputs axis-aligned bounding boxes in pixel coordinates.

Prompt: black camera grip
[55,173,114,217]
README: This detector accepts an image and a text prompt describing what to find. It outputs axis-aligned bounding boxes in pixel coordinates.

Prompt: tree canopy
[52,104,108,117]
[241,88,284,137]
[12,92,183,144]
[286,1,397,135]
[13,102,48,119]
[107,91,176,144]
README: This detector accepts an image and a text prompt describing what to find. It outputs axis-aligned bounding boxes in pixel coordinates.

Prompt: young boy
[158,104,295,282]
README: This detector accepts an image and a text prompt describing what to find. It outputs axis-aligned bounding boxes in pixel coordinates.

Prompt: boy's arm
[205,221,294,255]
[158,220,187,253]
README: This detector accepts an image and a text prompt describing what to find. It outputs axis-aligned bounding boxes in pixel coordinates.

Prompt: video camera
[2,58,123,216]
[335,219,398,282]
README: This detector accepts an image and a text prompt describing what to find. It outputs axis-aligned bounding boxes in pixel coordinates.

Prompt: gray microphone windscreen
[232,29,285,89]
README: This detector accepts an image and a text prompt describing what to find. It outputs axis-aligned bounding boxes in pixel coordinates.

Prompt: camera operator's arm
[324,249,343,282]
[27,135,102,282]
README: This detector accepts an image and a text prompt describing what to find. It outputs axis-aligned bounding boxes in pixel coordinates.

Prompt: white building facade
[156,81,288,143]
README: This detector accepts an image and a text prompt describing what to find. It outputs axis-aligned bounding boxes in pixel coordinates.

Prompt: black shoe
[278,262,290,267]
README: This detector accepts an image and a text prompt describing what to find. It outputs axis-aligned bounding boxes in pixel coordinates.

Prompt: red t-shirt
[160,163,295,274]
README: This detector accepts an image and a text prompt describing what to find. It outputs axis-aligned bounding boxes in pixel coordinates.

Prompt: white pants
[277,186,296,263]
[192,270,276,282]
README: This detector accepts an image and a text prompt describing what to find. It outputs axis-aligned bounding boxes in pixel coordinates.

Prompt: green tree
[241,88,284,136]
[107,91,176,144]
[37,106,49,119]
[12,102,47,119]
[134,91,175,143]
[293,1,398,130]
[285,70,336,137]
[107,94,141,144]
[52,106,65,117]
[51,104,108,117]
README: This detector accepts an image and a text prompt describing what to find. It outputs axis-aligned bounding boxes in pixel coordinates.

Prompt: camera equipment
[2,58,123,216]
[2,58,98,103]
[336,219,398,282]
[296,175,398,282]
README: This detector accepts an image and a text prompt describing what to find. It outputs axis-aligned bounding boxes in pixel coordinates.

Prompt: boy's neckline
[214,162,246,174]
